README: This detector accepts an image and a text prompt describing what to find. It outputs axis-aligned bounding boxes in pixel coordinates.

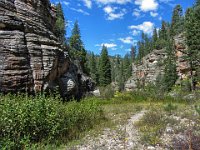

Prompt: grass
[0,90,200,149]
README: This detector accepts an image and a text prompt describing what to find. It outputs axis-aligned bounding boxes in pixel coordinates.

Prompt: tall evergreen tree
[89,52,98,84]
[163,38,178,91]
[55,3,66,44]
[185,4,200,90]
[159,21,168,40]
[131,46,136,62]
[69,21,87,73]
[171,5,184,36]
[152,27,158,49]
[123,53,132,81]
[99,46,111,86]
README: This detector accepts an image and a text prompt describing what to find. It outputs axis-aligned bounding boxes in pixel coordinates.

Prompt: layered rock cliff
[0,0,94,98]
[125,34,192,91]
[125,49,167,91]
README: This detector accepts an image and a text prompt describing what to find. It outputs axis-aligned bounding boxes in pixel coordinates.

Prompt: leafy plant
[0,94,104,149]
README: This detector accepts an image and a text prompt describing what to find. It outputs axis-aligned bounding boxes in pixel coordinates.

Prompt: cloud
[70,8,90,15]
[150,12,158,17]
[132,30,140,36]
[96,43,117,48]
[129,21,154,34]
[159,0,173,3]
[135,0,158,12]
[95,0,131,5]
[103,6,126,20]
[63,1,70,6]
[133,9,141,17]
[119,36,136,44]
[81,0,92,8]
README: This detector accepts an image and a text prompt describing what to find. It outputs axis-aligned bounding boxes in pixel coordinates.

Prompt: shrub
[136,108,167,146]
[163,103,178,115]
[0,94,104,149]
[99,84,115,99]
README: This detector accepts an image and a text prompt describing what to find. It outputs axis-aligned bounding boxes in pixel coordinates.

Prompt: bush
[99,85,115,99]
[136,108,167,146]
[0,94,104,149]
[163,103,178,115]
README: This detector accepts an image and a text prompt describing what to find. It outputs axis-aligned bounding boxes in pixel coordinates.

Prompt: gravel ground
[67,111,146,150]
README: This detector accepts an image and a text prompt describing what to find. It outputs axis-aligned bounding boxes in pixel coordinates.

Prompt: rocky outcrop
[125,33,195,91]
[174,33,190,81]
[125,49,167,91]
[0,0,94,98]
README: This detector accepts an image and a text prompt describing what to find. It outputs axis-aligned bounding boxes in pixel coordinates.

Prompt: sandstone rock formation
[174,33,190,81]
[125,49,167,91]
[125,34,194,91]
[0,0,94,98]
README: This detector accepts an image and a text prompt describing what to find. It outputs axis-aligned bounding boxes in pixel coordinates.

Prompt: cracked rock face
[0,0,94,98]
[125,49,167,91]
[125,34,195,91]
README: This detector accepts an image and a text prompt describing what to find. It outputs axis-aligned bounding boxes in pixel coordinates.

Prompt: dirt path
[68,110,146,150]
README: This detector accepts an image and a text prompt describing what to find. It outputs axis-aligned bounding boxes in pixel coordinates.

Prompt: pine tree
[55,3,66,44]
[137,41,144,62]
[185,4,200,90]
[131,46,136,62]
[163,38,178,91]
[152,27,158,49]
[123,53,132,81]
[69,21,87,73]
[70,21,84,51]
[159,21,168,40]
[99,46,111,86]
[171,5,184,36]
[90,52,98,84]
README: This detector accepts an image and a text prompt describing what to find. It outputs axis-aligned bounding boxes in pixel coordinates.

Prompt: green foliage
[163,37,178,91]
[195,105,200,115]
[136,108,167,146]
[159,21,168,41]
[99,84,115,100]
[99,46,112,86]
[88,52,98,84]
[69,21,88,73]
[185,4,200,90]
[0,94,104,149]
[171,5,184,36]
[163,103,178,115]
[152,27,158,49]
[131,45,136,62]
[123,53,132,81]
[55,3,66,44]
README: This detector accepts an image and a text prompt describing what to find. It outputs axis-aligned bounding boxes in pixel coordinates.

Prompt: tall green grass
[0,94,104,149]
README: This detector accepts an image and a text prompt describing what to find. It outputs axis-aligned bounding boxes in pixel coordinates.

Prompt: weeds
[135,107,167,146]
[0,94,104,149]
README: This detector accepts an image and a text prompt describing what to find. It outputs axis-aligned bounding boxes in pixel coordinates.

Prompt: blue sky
[50,0,195,56]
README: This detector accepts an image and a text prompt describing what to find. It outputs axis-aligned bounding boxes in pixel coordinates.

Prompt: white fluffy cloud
[95,0,131,5]
[132,30,140,36]
[63,1,70,6]
[129,21,154,34]
[70,8,90,15]
[81,0,92,8]
[135,0,158,12]
[159,0,173,3]
[119,37,136,44]
[150,12,158,17]
[133,9,141,17]
[103,6,126,20]
[96,43,117,48]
